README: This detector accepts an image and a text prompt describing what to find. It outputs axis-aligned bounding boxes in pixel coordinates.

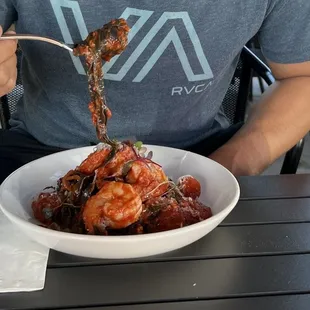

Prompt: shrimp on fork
[83,181,142,233]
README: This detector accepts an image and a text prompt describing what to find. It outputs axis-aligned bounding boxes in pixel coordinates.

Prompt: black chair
[0,46,305,174]
[0,47,23,129]
[247,36,268,99]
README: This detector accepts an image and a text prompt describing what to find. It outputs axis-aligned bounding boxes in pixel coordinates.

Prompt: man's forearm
[209,76,310,176]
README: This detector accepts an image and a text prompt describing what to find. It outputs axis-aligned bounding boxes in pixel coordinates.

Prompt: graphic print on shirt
[50,0,214,96]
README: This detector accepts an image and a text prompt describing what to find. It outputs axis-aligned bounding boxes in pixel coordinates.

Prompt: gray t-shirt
[1,0,310,148]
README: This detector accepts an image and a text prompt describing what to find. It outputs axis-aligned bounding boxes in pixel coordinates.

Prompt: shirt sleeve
[258,0,310,64]
[0,0,17,32]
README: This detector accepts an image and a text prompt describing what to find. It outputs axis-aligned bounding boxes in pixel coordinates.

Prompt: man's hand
[0,25,17,98]
[209,60,310,176]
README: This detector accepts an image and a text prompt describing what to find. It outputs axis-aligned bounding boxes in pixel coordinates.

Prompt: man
[1,0,310,183]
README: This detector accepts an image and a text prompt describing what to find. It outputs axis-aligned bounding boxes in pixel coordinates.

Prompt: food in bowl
[32,142,212,235]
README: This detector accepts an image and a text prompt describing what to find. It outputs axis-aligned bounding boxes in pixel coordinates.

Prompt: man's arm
[209,62,310,175]
[209,0,310,176]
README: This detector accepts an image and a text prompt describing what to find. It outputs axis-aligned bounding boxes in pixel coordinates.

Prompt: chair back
[221,50,253,125]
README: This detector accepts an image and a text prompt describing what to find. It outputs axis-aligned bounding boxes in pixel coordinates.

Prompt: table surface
[2,174,310,310]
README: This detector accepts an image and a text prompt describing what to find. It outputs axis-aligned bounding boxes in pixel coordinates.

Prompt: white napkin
[0,210,49,292]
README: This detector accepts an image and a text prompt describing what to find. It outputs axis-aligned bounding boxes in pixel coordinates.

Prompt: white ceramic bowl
[0,145,240,259]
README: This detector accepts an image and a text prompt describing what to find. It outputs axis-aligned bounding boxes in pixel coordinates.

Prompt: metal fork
[0,34,74,52]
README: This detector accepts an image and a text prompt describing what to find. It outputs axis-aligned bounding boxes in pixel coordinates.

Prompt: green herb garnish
[134,141,143,150]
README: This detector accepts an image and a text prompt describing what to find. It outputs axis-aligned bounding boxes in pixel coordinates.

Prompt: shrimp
[78,144,112,175]
[96,143,137,187]
[82,181,142,232]
[125,160,169,201]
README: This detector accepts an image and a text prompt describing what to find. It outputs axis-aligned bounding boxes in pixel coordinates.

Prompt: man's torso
[8,0,269,148]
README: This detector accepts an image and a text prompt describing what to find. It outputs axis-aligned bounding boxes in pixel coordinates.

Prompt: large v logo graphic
[50,1,214,82]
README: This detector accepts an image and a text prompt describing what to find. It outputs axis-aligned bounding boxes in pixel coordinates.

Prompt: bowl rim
[0,144,240,242]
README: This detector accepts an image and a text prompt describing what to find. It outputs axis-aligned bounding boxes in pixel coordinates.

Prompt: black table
[2,174,310,310]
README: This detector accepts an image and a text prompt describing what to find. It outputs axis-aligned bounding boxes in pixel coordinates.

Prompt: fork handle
[0,34,73,52]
